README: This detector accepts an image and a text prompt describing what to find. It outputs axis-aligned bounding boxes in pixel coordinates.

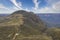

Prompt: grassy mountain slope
[0,10,52,40]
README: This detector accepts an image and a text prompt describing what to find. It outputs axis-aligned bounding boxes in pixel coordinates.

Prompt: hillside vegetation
[0,10,60,40]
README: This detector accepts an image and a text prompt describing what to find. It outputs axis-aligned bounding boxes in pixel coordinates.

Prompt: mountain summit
[0,10,51,40]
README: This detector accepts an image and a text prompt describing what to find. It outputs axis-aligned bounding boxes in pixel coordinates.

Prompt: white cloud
[0,2,30,14]
[0,4,9,10]
[0,4,11,14]
[0,4,19,14]
[0,0,60,14]
[39,7,53,13]
[0,0,23,14]
[52,1,60,11]
[10,0,31,12]
[10,0,22,9]
[32,0,60,13]
[32,0,40,10]
[24,8,30,12]
[0,4,5,8]
[38,1,60,13]
[46,0,60,6]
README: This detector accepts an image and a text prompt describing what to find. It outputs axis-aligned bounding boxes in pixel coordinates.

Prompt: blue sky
[0,0,60,14]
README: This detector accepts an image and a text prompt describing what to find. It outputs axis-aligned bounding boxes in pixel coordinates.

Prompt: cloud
[46,0,60,6]
[38,1,60,13]
[0,4,9,10]
[0,0,23,13]
[10,0,60,13]
[0,2,30,14]
[10,0,22,9]
[0,4,11,14]
[52,1,60,11]
[24,8,31,12]
[39,7,53,13]
[10,0,30,12]
[32,0,60,13]
[52,1,60,12]
[32,0,40,10]
[0,4,18,14]
[0,0,60,13]
[0,4,5,8]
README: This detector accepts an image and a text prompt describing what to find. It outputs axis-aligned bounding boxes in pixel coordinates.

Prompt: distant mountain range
[0,14,9,17]
[0,13,60,27]
[37,14,60,27]
[0,13,60,24]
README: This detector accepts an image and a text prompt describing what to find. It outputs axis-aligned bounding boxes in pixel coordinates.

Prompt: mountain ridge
[0,10,51,40]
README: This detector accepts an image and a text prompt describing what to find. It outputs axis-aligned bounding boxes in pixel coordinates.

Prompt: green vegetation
[46,28,60,40]
[0,10,60,40]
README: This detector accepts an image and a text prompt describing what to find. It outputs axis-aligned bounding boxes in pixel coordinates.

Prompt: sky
[0,0,60,14]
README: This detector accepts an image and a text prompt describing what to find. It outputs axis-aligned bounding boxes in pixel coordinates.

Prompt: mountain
[0,14,9,17]
[0,10,52,40]
[37,14,60,27]
[0,14,9,23]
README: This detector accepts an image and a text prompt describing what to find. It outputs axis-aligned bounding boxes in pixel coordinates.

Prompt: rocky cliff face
[0,10,51,40]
